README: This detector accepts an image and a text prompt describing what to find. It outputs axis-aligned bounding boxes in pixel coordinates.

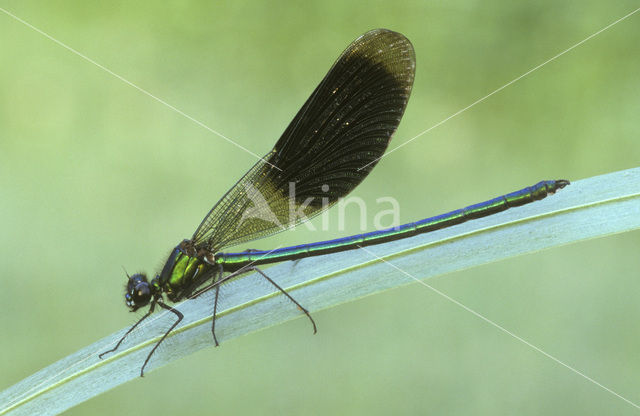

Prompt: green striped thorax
[124,239,213,311]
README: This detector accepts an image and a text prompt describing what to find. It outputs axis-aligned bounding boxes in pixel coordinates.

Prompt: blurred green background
[1,1,640,414]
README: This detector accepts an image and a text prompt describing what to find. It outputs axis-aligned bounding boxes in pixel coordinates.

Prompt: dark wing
[192,29,415,252]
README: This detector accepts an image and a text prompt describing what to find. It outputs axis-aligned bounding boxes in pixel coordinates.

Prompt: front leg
[140,300,184,377]
[99,299,157,359]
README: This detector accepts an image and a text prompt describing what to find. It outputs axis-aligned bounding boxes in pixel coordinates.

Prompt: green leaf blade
[2,167,639,416]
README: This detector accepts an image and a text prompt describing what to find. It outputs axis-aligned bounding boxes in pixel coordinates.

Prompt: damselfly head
[125,273,152,311]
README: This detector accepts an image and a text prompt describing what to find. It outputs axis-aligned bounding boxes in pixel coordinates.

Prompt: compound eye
[133,283,151,305]
[125,273,152,310]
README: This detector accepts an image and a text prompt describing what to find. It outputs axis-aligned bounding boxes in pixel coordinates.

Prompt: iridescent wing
[192,29,415,252]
